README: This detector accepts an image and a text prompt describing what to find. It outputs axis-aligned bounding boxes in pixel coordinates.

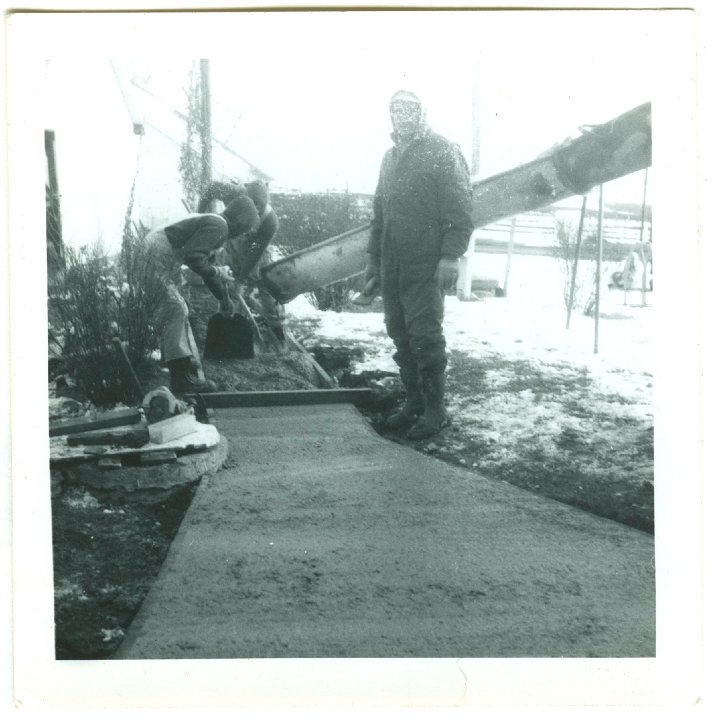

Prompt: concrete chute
[261,102,652,304]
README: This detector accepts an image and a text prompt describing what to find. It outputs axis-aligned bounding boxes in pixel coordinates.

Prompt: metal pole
[200,59,212,192]
[566,194,587,330]
[594,185,604,354]
[639,167,649,306]
[471,59,481,178]
[503,217,517,297]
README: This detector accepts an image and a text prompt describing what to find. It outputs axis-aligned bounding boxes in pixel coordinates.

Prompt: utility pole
[470,59,481,179]
[594,185,604,354]
[639,167,649,306]
[199,59,212,192]
[456,60,482,302]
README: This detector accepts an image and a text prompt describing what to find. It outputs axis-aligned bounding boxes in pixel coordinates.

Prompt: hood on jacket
[389,89,429,145]
[245,180,270,216]
[222,195,260,237]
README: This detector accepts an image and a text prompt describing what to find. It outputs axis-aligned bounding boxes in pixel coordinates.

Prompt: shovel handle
[112,337,144,401]
[236,293,264,342]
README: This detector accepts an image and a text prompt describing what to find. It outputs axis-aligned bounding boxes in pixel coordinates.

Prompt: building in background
[43,60,271,256]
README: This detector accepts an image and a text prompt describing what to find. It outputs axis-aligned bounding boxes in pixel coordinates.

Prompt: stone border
[51,436,229,497]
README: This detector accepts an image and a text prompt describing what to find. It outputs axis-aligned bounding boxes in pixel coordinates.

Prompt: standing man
[364,90,474,439]
[146,195,260,394]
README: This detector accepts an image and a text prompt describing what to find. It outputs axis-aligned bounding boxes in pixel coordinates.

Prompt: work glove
[364,257,381,288]
[435,257,460,292]
[214,265,234,283]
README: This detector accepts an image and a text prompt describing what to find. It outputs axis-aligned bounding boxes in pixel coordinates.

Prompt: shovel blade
[204,313,255,359]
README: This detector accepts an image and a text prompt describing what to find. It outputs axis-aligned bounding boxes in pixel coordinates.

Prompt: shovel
[235,293,264,344]
[204,311,255,359]
[204,273,269,359]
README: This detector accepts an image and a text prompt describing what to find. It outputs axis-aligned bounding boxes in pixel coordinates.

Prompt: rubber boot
[272,326,286,345]
[385,367,425,430]
[167,357,216,395]
[406,372,450,440]
[271,325,287,351]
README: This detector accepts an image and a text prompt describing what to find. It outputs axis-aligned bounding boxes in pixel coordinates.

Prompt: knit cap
[223,195,259,235]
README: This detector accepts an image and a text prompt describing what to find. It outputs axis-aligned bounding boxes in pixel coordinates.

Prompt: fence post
[594,185,604,354]
[503,217,517,297]
[566,195,588,330]
[639,167,649,307]
[456,232,476,301]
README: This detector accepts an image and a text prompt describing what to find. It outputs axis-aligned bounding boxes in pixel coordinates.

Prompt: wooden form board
[284,329,337,389]
[192,388,372,408]
[50,422,220,466]
[49,408,142,437]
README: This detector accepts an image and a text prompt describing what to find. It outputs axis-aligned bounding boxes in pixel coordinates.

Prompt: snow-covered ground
[286,263,654,487]
[287,282,653,405]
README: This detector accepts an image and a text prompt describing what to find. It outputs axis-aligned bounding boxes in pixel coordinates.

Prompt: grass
[363,348,654,534]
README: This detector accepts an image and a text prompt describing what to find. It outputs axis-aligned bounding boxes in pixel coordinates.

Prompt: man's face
[390,100,421,138]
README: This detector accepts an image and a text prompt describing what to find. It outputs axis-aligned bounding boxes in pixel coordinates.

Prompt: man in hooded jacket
[364,90,474,439]
[200,180,286,344]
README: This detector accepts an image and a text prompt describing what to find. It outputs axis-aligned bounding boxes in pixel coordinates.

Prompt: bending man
[146,196,260,394]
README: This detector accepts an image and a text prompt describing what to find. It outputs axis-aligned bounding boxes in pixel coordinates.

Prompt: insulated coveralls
[368,128,474,385]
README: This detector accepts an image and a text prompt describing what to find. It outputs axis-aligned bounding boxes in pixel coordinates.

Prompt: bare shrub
[313,281,358,312]
[49,244,127,406]
[48,216,164,406]
[116,220,164,372]
[556,217,598,314]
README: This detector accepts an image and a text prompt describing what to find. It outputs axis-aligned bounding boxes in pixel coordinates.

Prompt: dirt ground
[50,308,654,660]
[52,483,197,659]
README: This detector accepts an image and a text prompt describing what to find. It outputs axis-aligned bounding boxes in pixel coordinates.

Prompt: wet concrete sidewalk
[115,403,655,659]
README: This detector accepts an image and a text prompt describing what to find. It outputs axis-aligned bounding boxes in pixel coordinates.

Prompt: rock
[72,437,229,497]
[55,374,88,403]
[48,396,84,419]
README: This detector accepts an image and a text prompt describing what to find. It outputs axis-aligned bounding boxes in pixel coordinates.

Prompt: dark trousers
[380,244,447,380]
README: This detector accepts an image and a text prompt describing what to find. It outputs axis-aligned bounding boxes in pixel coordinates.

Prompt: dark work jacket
[164,214,229,301]
[368,129,474,267]
[234,209,279,281]
[197,182,279,281]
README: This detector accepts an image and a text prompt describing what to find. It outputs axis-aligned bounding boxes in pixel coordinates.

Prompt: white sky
[120,9,666,200]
